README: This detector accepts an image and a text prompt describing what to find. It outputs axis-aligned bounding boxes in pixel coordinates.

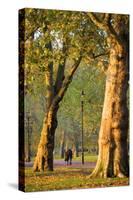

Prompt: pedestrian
[64,149,73,165]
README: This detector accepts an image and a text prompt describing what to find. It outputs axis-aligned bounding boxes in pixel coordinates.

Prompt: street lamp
[81,90,85,165]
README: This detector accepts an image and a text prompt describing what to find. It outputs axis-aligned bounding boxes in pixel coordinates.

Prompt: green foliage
[23,8,108,94]
[23,8,108,157]
[55,64,105,153]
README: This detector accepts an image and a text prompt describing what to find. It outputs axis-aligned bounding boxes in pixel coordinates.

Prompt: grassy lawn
[24,166,129,192]
[54,154,98,162]
[74,155,98,162]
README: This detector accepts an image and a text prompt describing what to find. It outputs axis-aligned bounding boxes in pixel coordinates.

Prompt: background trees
[55,64,105,157]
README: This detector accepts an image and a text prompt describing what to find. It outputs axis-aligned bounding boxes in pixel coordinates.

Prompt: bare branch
[92,51,109,59]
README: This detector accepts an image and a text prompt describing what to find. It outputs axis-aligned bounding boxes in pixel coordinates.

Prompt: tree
[23,9,97,172]
[60,129,65,158]
[22,9,129,175]
[88,13,129,178]
[33,21,82,171]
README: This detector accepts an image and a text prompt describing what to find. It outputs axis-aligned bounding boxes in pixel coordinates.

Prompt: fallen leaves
[24,166,129,192]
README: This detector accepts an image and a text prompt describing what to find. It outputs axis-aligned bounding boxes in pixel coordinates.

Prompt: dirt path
[25,160,96,169]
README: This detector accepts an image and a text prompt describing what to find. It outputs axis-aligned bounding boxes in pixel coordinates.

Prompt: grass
[54,154,98,162]
[24,166,129,192]
[74,155,98,162]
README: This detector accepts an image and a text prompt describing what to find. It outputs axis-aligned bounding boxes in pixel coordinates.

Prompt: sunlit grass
[74,155,98,162]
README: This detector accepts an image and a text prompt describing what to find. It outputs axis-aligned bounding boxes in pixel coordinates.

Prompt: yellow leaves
[27,8,33,14]
[36,49,40,56]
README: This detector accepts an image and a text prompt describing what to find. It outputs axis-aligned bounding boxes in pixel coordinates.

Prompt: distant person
[64,150,68,164]
[64,149,73,165]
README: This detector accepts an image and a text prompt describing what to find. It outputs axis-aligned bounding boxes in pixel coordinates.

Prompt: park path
[25,160,96,169]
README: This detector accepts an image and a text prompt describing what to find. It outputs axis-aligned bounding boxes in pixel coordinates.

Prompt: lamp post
[81,90,85,165]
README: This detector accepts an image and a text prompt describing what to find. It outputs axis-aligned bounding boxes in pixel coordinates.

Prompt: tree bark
[75,143,79,157]
[89,37,129,178]
[33,107,58,171]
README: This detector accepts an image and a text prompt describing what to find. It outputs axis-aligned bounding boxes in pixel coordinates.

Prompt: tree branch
[50,56,82,110]
[92,51,109,59]
[107,14,119,39]
[45,62,54,110]
[25,26,40,42]
[88,13,119,41]
[54,61,66,94]
[44,41,54,110]
[104,13,110,24]
[25,21,48,42]
[87,13,108,30]
[54,38,69,94]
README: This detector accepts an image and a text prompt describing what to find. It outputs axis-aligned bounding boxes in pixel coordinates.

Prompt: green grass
[24,166,129,192]
[54,154,98,162]
[74,155,97,162]
[31,154,97,162]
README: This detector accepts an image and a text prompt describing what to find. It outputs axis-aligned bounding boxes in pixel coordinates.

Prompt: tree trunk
[75,143,79,157]
[90,37,129,178]
[33,57,82,172]
[33,108,58,171]
[60,130,65,158]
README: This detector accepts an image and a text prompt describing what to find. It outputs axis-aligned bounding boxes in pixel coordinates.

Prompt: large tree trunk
[90,37,129,178]
[33,54,81,172]
[33,108,58,171]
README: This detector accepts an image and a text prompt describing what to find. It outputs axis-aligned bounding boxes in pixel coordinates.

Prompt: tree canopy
[21,8,108,157]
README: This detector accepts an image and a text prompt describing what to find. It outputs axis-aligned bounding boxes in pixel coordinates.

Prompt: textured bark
[33,107,58,171]
[89,37,129,178]
[33,45,56,171]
